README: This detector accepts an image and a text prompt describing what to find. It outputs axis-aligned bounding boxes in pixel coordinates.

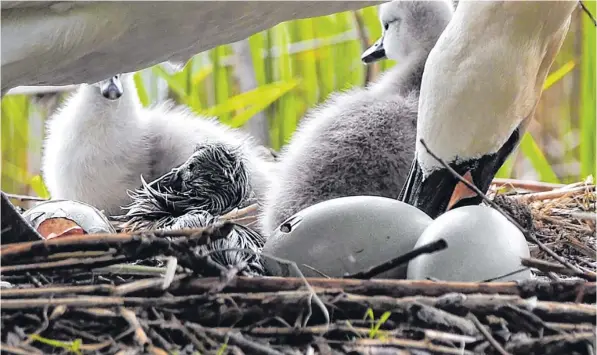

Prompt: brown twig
[343,239,448,279]
[208,248,331,327]
[418,139,587,278]
[579,1,597,26]
[170,276,595,303]
[491,178,564,192]
[0,284,113,298]
[187,323,285,355]
[0,254,128,275]
[4,291,594,323]
[112,274,189,296]
[220,203,259,221]
[343,338,476,355]
[504,331,595,354]
[1,223,233,260]
[467,312,511,355]
[511,186,594,203]
[120,307,149,347]
[3,193,49,202]
[3,276,593,304]
[0,294,204,309]
[0,344,43,355]
[521,257,595,280]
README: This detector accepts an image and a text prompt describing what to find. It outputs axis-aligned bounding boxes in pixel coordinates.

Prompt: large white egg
[263,196,433,278]
[407,205,532,282]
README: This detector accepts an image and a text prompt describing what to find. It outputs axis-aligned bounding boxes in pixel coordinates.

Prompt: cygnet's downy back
[259,0,454,235]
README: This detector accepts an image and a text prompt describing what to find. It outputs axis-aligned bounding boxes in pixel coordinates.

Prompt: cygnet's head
[91,73,135,100]
[167,143,251,213]
[94,74,124,100]
[362,0,454,64]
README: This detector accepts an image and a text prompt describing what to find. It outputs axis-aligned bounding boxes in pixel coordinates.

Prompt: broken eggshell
[263,196,433,279]
[407,205,532,282]
[21,199,116,240]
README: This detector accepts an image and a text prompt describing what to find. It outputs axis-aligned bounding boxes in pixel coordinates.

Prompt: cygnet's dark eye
[187,163,196,171]
[384,23,389,31]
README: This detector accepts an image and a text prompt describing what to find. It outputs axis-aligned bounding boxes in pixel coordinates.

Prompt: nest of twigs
[1,178,595,355]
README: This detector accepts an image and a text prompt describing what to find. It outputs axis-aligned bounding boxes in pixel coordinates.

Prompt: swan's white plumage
[1,1,378,92]
[416,1,577,176]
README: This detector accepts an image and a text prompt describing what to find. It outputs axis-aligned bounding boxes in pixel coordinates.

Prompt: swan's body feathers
[415,1,576,175]
[400,1,576,218]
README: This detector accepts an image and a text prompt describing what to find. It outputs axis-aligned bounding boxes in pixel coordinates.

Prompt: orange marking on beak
[447,171,477,211]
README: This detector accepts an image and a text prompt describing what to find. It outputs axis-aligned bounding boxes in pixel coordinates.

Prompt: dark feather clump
[116,143,252,231]
[169,211,265,276]
[114,143,264,274]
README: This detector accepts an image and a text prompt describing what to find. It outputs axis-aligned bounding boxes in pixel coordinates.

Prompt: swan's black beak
[361,35,386,64]
[399,159,482,219]
[99,76,123,100]
[400,128,523,219]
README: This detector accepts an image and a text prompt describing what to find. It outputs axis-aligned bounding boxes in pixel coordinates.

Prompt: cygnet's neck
[370,51,427,97]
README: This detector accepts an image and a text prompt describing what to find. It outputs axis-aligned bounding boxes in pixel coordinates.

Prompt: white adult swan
[399,0,578,218]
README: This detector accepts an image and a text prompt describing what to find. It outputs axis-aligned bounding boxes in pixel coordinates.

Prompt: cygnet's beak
[99,76,124,100]
[361,35,387,64]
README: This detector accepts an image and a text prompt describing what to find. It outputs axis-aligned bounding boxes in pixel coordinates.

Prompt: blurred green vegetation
[1,4,595,200]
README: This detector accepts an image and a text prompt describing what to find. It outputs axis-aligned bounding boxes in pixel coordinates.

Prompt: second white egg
[407,205,532,282]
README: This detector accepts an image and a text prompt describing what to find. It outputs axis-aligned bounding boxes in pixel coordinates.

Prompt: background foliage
[1,3,595,203]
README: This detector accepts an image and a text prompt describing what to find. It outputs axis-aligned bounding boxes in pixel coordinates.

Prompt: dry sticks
[3,276,594,303]
[1,223,233,261]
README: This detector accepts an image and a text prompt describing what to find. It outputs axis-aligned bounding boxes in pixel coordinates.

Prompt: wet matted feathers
[170,211,266,276]
[114,142,265,275]
[116,143,252,231]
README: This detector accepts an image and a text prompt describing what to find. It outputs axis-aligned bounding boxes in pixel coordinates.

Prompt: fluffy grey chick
[259,0,454,234]
[42,74,152,217]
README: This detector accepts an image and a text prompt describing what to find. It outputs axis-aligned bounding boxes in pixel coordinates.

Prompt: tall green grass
[1,6,595,198]
[580,0,596,179]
